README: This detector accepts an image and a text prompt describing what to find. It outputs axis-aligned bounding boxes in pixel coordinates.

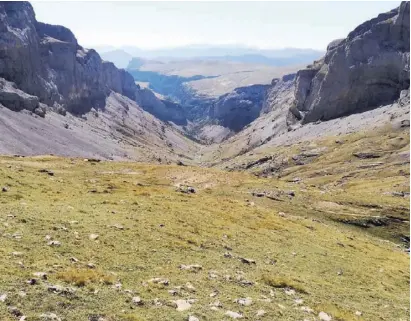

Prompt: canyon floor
[0,125,409,321]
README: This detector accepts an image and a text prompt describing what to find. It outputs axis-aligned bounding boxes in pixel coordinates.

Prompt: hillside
[0,2,199,162]
[0,123,409,320]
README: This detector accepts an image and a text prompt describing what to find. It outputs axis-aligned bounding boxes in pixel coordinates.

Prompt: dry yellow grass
[0,127,408,321]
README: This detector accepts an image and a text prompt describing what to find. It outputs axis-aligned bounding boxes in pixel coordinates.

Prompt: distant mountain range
[94,45,324,68]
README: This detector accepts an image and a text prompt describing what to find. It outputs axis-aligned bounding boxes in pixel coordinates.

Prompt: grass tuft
[56,268,116,287]
[262,275,308,293]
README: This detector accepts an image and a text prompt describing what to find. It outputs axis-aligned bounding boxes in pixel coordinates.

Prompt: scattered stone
[2,186,8,192]
[152,298,164,306]
[391,191,409,197]
[173,299,193,311]
[210,300,222,308]
[38,169,54,176]
[111,224,124,230]
[0,293,7,302]
[39,312,61,320]
[45,235,52,240]
[285,288,296,296]
[355,311,362,316]
[256,310,266,317]
[179,264,203,272]
[70,257,79,263]
[149,278,169,286]
[27,278,37,285]
[47,284,75,296]
[168,289,179,296]
[239,279,254,286]
[224,252,233,258]
[47,240,61,247]
[236,297,252,306]
[12,232,22,239]
[33,272,47,280]
[12,251,23,257]
[19,316,27,321]
[176,160,186,166]
[225,311,243,319]
[287,190,295,197]
[239,257,256,264]
[337,269,343,276]
[89,234,99,240]
[318,311,332,321]
[353,152,381,159]
[209,291,218,297]
[301,306,314,313]
[84,158,101,163]
[208,271,218,279]
[185,282,196,292]
[87,263,96,269]
[8,306,23,317]
[294,298,304,305]
[132,296,143,306]
[357,162,384,169]
[178,185,196,194]
[188,316,199,321]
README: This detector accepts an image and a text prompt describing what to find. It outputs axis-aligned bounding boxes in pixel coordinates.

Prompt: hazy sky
[32,1,400,50]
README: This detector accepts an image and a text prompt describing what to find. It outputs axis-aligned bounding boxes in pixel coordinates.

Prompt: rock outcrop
[261,73,296,114]
[0,2,163,116]
[289,1,410,125]
[137,88,187,125]
[0,78,42,115]
[210,84,270,131]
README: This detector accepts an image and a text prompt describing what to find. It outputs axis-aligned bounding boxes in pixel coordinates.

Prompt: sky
[32,1,400,51]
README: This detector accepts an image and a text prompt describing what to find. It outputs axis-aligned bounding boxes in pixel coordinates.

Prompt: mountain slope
[0,2,199,161]
[200,1,410,158]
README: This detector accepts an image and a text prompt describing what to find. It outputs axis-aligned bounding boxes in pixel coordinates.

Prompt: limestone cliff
[0,2,154,116]
[289,1,410,125]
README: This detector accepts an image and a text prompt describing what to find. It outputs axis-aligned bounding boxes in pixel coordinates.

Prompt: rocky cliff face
[210,84,270,131]
[0,2,148,115]
[137,88,187,125]
[289,1,410,125]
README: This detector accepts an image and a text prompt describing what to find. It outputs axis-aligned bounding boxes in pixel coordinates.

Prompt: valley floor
[0,125,409,321]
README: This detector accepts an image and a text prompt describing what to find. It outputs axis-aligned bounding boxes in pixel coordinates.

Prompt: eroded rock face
[0,78,39,113]
[211,84,270,131]
[137,88,187,125]
[0,2,144,115]
[261,73,296,115]
[290,1,410,124]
